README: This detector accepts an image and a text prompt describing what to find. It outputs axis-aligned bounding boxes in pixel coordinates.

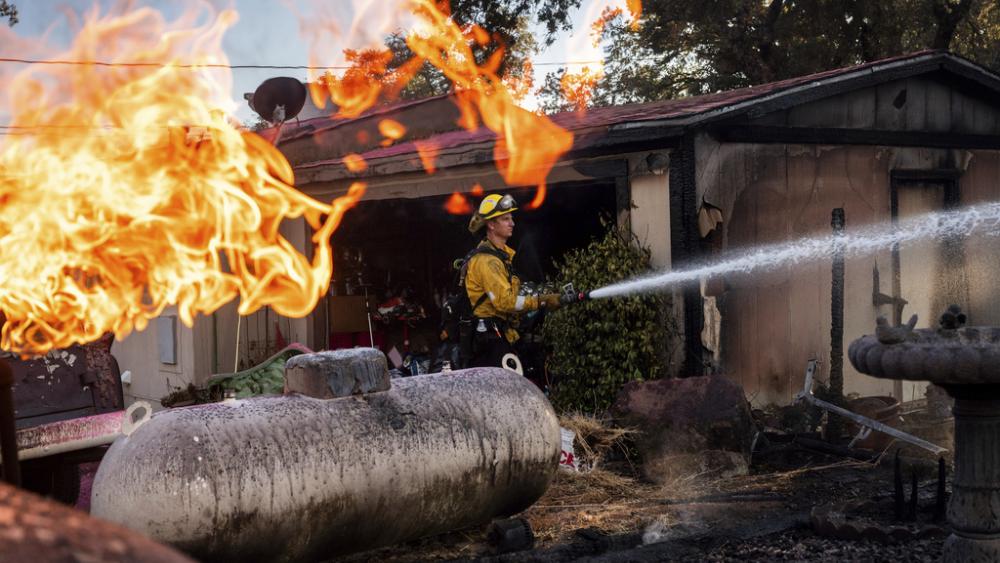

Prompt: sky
[6,0,606,125]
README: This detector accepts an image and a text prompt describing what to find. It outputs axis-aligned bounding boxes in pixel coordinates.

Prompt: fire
[405,0,573,208]
[343,153,368,172]
[561,67,604,112]
[0,6,362,355]
[559,1,643,112]
[443,192,472,214]
[0,0,596,354]
[413,139,439,174]
[378,118,406,141]
[302,0,575,207]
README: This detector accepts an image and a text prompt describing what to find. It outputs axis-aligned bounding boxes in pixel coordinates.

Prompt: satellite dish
[249,77,307,123]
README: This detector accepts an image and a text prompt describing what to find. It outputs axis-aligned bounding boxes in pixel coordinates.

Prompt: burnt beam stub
[0,358,19,486]
[828,208,846,442]
[284,348,390,399]
[669,133,704,376]
[713,126,1000,150]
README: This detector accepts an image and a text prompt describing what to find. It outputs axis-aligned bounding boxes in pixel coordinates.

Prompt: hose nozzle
[560,284,589,305]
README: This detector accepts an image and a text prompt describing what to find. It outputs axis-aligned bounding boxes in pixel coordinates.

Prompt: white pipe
[796,360,948,456]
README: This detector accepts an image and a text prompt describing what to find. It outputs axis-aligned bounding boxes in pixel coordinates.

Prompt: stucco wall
[630,173,671,269]
[697,133,999,406]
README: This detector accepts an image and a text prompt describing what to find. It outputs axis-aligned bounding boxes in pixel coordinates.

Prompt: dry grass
[558,413,638,471]
[524,468,660,542]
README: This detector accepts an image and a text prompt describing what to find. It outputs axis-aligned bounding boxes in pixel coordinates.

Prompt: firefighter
[464,194,562,369]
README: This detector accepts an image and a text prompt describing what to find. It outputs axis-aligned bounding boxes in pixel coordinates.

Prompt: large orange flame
[302,0,575,208]
[0,6,363,355]
[406,0,573,208]
[0,0,595,355]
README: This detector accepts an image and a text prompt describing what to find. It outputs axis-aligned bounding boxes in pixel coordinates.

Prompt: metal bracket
[872,266,908,309]
[794,360,948,456]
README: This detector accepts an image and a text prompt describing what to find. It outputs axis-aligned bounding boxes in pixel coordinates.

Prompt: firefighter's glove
[540,294,562,310]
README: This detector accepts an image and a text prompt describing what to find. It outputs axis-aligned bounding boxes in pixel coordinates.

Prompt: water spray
[587,201,1000,300]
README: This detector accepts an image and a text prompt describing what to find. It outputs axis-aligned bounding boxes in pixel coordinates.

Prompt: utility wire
[0,56,604,69]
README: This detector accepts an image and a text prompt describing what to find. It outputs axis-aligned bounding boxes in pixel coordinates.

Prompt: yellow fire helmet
[468,194,518,233]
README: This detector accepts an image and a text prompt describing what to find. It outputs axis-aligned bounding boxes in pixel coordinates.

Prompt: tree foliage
[1,1,17,26]
[539,0,1000,112]
[543,219,676,414]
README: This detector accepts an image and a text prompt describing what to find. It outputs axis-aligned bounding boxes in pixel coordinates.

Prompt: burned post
[894,452,905,520]
[0,358,20,486]
[828,208,846,442]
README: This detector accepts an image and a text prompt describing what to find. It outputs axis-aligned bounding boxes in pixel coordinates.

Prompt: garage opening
[326,180,617,373]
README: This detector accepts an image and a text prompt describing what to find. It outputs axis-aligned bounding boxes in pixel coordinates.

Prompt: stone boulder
[611,375,754,484]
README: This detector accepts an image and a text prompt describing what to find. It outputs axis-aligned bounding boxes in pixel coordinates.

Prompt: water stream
[589,201,1000,300]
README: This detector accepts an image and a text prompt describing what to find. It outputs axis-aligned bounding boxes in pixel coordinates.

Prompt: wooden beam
[891,169,963,181]
[571,158,628,179]
[740,60,943,121]
[668,134,704,376]
[615,175,631,232]
[712,125,1000,149]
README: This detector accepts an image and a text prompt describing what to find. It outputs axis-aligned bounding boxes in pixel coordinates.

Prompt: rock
[611,375,754,484]
[284,348,390,398]
[0,482,192,563]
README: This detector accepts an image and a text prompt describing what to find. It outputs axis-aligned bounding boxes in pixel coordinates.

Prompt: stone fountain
[849,305,1000,562]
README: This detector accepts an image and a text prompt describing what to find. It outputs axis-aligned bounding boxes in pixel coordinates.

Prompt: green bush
[543,219,676,413]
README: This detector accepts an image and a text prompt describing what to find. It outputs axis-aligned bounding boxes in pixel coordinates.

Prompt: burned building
[117,50,1000,407]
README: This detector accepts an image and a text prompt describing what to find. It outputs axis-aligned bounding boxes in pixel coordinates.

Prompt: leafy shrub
[543,219,676,413]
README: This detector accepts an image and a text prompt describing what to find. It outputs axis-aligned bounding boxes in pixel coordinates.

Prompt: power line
[0,56,604,70]
[0,57,350,70]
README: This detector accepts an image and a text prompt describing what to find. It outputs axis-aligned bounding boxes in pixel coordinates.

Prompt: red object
[329,331,384,351]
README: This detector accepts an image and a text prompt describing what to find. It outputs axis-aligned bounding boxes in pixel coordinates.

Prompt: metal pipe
[92,366,560,561]
[828,208,846,441]
[13,409,124,461]
[0,358,20,486]
[795,360,948,456]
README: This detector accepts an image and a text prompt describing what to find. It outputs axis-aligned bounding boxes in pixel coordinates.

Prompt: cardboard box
[328,296,371,333]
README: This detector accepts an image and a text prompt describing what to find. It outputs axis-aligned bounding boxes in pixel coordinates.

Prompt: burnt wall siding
[750,77,1000,135]
[696,133,1000,405]
[960,150,1000,325]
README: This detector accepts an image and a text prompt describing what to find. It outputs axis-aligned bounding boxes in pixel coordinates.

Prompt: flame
[0,6,359,355]
[444,192,472,214]
[343,153,368,172]
[378,118,406,147]
[309,48,394,119]
[559,1,643,112]
[378,118,406,140]
[503,60,534,103]
[405,0,573,206]
[0,0,588,354]
[413,139,439,174]
[300,1,422,118]
[470,183,484,196]
[302,0,574,207]
[561,67,603,112]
